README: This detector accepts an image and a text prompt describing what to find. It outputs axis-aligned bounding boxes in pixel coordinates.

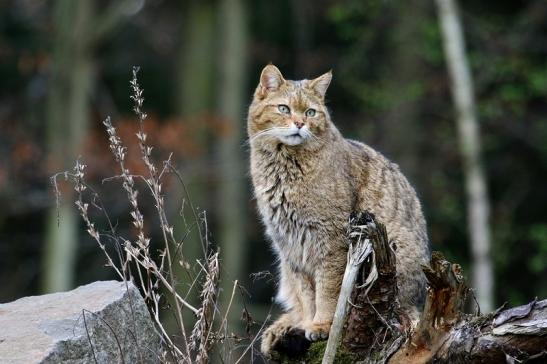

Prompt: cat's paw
[261,325,283,358]
[303,321,331,341]
[261,323,311,359]
[261,319,292,358]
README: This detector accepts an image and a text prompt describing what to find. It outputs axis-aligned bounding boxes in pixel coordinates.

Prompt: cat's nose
[294,121,304,129]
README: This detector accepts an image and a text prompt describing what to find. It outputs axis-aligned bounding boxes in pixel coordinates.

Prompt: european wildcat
[248,65,430,356]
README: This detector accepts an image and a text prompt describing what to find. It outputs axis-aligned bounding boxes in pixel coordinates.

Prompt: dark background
[1,0,546,340]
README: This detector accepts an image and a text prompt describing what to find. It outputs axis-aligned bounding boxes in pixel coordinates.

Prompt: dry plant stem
[217,279,240,362]
[234,318,271,364]
[72,167,189,359]
[71,163,123,279]
[103,116,151,300]
[130,67,190,359]
[62,68,231,363]
[166,161,208,256]
[105,112,202,362]
[220,279,239,335]
[322,233,374,364]
[104,168,200,314]
[124,234,199,315]
[190,252,220,364]
[58,166,144,290]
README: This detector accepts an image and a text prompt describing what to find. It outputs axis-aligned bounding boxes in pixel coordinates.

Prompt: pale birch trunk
[435,0,494,312]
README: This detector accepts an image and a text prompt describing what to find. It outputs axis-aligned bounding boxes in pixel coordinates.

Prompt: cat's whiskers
[248,127,292,144]
[244,127,276,145]
[246,126,325,148]
[303,129,325,144]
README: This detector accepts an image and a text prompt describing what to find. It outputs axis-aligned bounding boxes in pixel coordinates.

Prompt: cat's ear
[259,64,285,94]
[308,70,332,98]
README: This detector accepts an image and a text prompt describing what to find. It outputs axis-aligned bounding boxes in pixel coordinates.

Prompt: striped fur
[248,65,430,356]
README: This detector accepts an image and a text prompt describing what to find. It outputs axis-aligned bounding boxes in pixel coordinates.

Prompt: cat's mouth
[280,133,304,146]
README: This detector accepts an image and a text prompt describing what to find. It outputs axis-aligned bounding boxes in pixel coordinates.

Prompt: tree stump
[275,212,547,363]
[341,212,403,361]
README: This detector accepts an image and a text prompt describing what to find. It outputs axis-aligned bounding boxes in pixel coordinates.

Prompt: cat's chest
[251,149,352,241]
[254,168,346,244]
[256,181,320,264]
[255,176,315,226]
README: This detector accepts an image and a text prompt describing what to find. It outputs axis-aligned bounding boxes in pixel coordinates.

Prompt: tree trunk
[170,0,217,330]
[435,0,494,312]
[43,0,134,293]
[216,0,249,329]
[381,1,428,184]
[43,0,94,293]
[173,0,216,269]
[177,1,215,118]
[290,0,313,74]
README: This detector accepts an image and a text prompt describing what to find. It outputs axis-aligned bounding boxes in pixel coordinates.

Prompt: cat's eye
[305,108,316,117]
[278,104,291,114]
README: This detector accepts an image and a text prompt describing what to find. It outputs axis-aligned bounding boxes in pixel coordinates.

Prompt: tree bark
[277,215,547,363]
[390,254,547,363]
[322,213,376,364]
[216,0,249,329]
[435,0,494,312]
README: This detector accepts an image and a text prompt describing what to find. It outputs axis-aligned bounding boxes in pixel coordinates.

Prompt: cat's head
[248,64,333,148]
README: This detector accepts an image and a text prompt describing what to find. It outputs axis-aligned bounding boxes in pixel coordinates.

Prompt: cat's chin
[279,134,305,146]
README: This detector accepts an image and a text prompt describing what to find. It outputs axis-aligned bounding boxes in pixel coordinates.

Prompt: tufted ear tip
[259,64,285,93]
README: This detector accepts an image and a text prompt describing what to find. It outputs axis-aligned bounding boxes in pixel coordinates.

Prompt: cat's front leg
[303,258,345,341]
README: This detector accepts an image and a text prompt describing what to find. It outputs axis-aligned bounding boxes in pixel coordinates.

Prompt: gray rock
[0,281,161,364]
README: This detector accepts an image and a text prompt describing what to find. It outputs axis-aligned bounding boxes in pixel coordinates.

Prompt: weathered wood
[394,298,547,363]
[342,212,402,359]
[390,251,468,363]
[276,214,547,363]
[391,252,547,363]
[322,215,374,364]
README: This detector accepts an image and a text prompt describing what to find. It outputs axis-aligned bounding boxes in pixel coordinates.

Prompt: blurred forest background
[1,0,547,337]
